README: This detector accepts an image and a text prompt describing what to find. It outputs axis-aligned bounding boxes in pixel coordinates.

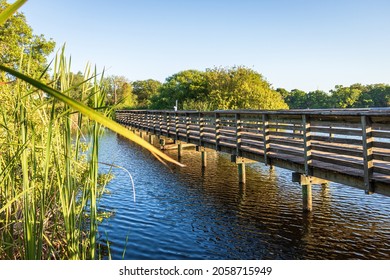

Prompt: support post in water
[178,142,182,158]
[159,137,165,150]
[292,172,328,212]
[302,184,312,212]
[201,149,207,168]
[238,160,246,184]
[231,155,246,184]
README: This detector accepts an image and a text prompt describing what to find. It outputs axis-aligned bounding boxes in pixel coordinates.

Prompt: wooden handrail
[115,109,390,197]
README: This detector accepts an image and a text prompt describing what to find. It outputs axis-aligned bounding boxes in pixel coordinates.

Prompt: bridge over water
[115,109,390,211]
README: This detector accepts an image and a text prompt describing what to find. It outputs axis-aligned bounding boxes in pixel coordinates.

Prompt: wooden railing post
[235,113,242,157]
[361,115,374,194]
[262,114,270,165]
[131,111,135,127]
[158,113,162,136]
[185,113,190,143]
[302,115,312,176]
[215,112,221,151]
[199,112,204,147]
[175,112,179,141]
[146,111,150,132]
[152,112,156,134]
[166,112,170,137]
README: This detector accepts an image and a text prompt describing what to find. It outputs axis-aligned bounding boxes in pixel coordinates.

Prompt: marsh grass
[0,47,109,259]
[0,1,183,259]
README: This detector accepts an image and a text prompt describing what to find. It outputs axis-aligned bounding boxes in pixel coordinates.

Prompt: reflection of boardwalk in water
[116,109,390,211]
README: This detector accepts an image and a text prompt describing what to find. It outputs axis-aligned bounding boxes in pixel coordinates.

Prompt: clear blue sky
[18,0,390,92]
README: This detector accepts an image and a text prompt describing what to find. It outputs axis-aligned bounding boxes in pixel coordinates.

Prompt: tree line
[277,84,390,109]
[97,66,290,111]
[100,69,390,111]
[42,67,390,112]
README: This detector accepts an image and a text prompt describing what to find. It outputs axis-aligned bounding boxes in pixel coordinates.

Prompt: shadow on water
[96,130,390,260]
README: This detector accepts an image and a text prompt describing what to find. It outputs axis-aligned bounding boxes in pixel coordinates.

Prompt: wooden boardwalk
[115,109,390,203]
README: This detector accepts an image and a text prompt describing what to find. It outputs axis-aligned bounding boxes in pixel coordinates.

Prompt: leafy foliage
[150,66,288,111]
[132,79,161,109]
[280,83,390,109]
[104,75,137,108]
[150,69,208,110]
[0,0,55,77]
[206,66,288,110]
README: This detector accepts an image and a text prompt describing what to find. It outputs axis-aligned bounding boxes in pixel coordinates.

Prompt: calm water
[96,130,390,260]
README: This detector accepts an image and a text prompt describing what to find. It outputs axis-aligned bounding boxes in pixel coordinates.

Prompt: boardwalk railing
[115,109,390,198]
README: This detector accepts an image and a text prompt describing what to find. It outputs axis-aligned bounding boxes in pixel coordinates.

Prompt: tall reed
[0,48,105,259]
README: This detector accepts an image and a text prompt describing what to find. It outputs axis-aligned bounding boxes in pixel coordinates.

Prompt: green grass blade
[0,0,28,26]
[0,64,184,167]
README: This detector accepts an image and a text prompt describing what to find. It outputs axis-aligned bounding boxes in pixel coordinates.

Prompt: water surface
[97,131,390,259]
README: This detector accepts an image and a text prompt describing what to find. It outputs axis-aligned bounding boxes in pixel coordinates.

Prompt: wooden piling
[159,138,165,149]
[238,161,246,184]
[178,142,182,158]
[302,184,312,212]
[201,150,207,167]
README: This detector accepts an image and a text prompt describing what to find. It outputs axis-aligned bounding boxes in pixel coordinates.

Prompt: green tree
[307,90,331,109]
[330,84,365,108]
[206,66,288,110]
[276,88,290,100]
[284,89,308,109]
[132,79,161,108]
[68,71,85,101]
[105,75,137,108]
[0,0,55,78]
[150,69,208,110]
[357,84,390,108]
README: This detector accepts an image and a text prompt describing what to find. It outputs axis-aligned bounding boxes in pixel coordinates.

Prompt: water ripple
[96,131,390,260]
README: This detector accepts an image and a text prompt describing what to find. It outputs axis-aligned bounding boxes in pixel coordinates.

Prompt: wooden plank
[270,137,304,148]
[311,120,361,128]
[311,127,362,136]
[373,152,390,162]
[270,146,303,157]
[372,130,390,139]
[292,172,328,185]
[311,135,362,146]
[373,165,390,176]
[241,140,264,150]
[242,131,263,138]
[268,123,303,131]
[311,143,363,157]
[311,154,363,170]
[270,131,304,139]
